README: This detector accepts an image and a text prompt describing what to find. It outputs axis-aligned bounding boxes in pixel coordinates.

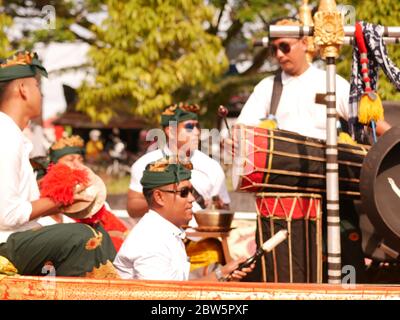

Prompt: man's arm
[236,77,272,126]
[376,119,391,136]
[127,189,148,218]
[30,197,62,221]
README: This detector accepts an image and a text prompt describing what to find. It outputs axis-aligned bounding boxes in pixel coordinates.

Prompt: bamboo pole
[254,37,400,47]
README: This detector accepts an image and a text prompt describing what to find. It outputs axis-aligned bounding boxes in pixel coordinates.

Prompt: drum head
[231,161,241,191]
[63,168,107,219]
[231,125,246,191]
[360,127,400,252]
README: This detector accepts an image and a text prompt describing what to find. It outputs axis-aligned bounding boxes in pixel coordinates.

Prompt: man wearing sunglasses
[234,18,392,284]
[114,159,253,280]
[127,103,230,272]
[236,18,390,140]
[127,102,230,219]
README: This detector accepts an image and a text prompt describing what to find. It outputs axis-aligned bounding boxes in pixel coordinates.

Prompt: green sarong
[0,223,117,277]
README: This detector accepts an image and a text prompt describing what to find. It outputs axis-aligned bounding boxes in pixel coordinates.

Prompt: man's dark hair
[268,16,300,27]
[268,16,301,41]
[0,81,11,104]
[142,188,154,206]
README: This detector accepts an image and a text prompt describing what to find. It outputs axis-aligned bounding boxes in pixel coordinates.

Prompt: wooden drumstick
[218,105,231,137]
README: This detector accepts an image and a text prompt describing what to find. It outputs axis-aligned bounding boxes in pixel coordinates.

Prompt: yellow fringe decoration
[258,119,278,130]
[358,93,384,124]
[186,239,224,271]
[338,132,357,145]
[0,255,18,276]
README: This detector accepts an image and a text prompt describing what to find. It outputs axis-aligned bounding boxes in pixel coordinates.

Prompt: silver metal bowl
[193,209,235,229]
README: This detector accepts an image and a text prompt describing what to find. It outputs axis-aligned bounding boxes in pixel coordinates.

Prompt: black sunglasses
[183,122,200,131]
[270,42,293,56]
[159,186,193,198]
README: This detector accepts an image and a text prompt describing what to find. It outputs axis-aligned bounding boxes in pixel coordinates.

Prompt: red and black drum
[255,192,323,283]
[232,125,369,198]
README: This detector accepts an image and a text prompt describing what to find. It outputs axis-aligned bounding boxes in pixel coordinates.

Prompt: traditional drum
[232,125,369,198]
[255,192,323,283]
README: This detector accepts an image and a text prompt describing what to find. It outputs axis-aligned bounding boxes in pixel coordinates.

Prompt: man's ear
[300,37,308,50]
[152,189,165,207]
[18,80,28,101]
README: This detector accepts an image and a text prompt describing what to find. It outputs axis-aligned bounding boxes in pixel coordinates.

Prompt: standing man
[0,51,117,277]
[115,158,253,281]
[235,18,391,283]
[238,18,389,139]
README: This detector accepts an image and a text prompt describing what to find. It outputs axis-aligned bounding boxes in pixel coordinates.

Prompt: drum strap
[269,70,283,116]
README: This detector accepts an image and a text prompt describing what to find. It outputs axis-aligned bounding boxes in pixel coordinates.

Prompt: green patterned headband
[160,103,199,127]
[0,51,48,82]
[49,146,85,164]
[141,162,192,190]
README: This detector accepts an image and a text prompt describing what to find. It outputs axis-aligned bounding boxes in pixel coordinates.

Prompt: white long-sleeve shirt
[114,210,190,280]
[0,112,41,243]
[236,65,351,140]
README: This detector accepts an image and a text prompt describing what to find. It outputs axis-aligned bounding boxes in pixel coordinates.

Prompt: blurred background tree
[77,0,229,124]
[0,0,12,57]
[2,0,399,126]
[0,0,296,125]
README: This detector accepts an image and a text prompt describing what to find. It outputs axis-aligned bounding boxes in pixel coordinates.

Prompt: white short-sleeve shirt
[236,65,351,140]
[113,210,190,280]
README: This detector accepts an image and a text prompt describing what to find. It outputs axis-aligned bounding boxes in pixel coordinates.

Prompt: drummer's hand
[72,184,92,202]
[220,257,255,282]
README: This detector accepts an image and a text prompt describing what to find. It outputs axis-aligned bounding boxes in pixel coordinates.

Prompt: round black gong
[360,126,400,252]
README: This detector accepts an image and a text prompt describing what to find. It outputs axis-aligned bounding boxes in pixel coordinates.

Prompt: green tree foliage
[77,0,228,124]
[2,0,103,46]
[196,0,298,126]
[0,0,298,124]
[0,0,12,57]
[0,0,297,125]
[336,0,400,102]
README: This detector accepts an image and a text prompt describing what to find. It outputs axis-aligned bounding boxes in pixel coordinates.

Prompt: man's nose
[187,191,196,203]
[276,47,285,58]
[192,126,200,136]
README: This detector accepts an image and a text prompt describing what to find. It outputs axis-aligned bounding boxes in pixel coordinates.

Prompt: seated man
[114,158,254,281]
[127,103,230,217]
[0,51,117,278]
[37,135,128,252]
[127,103,231,270]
